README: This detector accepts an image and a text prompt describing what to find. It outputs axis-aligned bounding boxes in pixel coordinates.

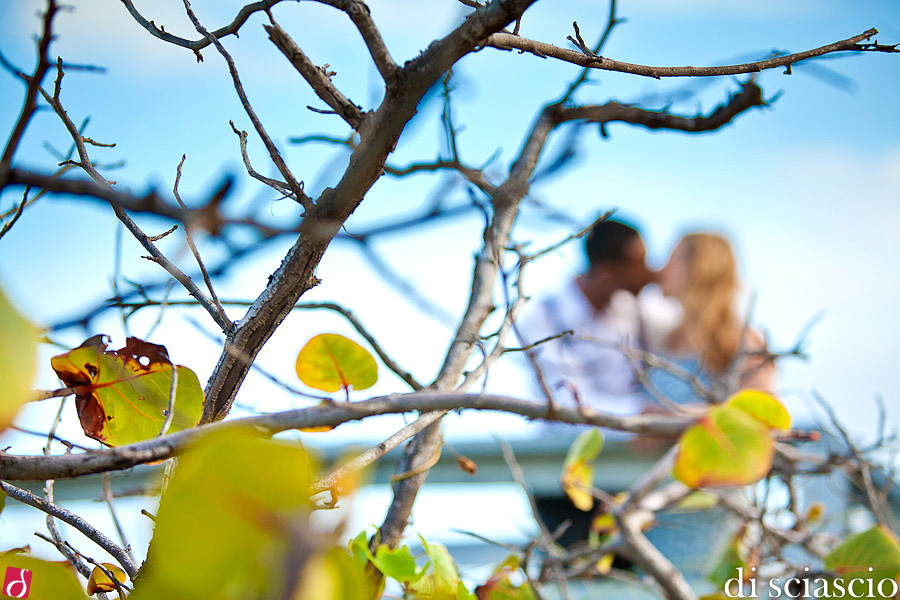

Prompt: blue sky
[1,0,899,449]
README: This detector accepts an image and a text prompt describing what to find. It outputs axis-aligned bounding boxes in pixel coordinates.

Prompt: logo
[3,568,31,598]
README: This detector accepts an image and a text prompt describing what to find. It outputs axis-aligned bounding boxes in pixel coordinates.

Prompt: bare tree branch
[0,0,59,179]
[265,21,366,129]
[312,0,399,83]
[559,79,767,134]
[118,0,289,53]
[0,390,696,481]
[485,28,894,79]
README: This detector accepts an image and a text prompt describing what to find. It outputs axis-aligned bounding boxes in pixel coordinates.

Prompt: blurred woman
[651,232,775,402]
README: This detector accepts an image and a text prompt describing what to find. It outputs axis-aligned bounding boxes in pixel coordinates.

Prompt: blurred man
[518,218,677,416]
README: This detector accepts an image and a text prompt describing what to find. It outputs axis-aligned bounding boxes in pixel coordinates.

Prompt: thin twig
[311,409,446,493]
[0,0,59,173]
[30,64,235,333]
[498,440,571,599]
[38,391,100,584]
[118,0,288,52]
[316,0,398,82]
[101,472,135,564]
[229,121,293,196]
[264,21,365,128]
[157,353,178,438]
[1,481,138,578]
[172,155,228,323]
[30,387,76,402]
[559,0,620,102]
[0,186,29,241]
[182,0,312,210]
[811,392,896,530]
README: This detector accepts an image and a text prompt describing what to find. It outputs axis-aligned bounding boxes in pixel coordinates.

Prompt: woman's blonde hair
[669,232,741,373]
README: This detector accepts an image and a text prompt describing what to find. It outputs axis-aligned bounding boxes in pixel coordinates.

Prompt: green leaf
[457,580,477,600]
[370,545,419,584]
[563,428,604,466]
[673,404,772,488]
[296,333,377,393]
[561,428,603,511]
[676,491,720,510]
[349,530,370,569]
[346,531,384,600]
[0,487,5,516]
[0,552,87,600]
[50,336,204,446]
[424,540,458,595]
[132,427,317,600]
[0,285,37,433]
[825,525,900,583]
[409,538,460,598]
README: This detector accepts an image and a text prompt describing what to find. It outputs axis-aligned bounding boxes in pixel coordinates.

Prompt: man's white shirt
[517,279,680,416]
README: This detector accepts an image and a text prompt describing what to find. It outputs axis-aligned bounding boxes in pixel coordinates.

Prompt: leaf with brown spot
[51,336,204,446]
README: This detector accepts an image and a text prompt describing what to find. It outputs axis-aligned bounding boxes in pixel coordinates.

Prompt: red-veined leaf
[295,333,377,393]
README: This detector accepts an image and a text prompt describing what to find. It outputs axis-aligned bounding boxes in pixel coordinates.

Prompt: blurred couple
[518,218,775,416]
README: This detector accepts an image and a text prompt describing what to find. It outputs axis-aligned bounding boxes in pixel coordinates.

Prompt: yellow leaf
[562,460,594,511]
[595,553,615,575]
[289,547,371,600]
[560,429,603,511]
[590,513,616,536]
[296,334,377,393]
[727,389,791,430]
[87,563,128,594]
[0,285,37,433]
